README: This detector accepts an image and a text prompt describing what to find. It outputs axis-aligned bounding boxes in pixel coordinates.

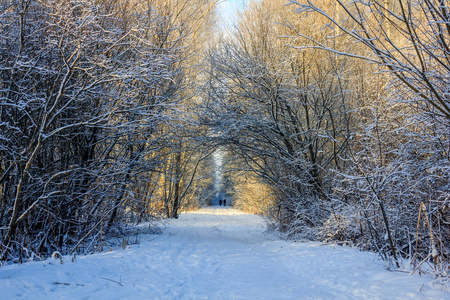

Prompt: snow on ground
[0,207,448,299]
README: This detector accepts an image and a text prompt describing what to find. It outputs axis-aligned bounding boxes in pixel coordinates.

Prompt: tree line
[0,0,217,262]
[203,0,449,276]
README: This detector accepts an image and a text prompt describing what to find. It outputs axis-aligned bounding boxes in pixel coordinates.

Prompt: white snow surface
[0,207,448,299]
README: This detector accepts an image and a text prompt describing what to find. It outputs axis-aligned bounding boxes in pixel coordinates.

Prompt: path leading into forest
[0,207,448,299]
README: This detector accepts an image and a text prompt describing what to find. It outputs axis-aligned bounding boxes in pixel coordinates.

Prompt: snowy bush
[320,214,360,244]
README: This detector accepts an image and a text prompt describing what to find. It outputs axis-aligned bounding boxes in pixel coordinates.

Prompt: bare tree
[203,0,355,235]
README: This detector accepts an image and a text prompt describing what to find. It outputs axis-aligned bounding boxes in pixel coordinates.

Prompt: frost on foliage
[51,251,64,264]
[320,214,360,244]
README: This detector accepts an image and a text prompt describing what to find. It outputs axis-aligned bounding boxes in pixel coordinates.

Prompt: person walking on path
[223,199,226,206]
[219,199,222,206]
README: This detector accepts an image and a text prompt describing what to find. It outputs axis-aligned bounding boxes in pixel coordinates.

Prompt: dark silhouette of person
[223,199,226,206]
[219,199,222,206]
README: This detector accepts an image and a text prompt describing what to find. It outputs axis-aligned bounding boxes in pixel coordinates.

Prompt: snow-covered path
[0,207,448,299]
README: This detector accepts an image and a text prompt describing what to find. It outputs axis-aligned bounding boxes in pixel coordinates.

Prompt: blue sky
[216,0,248,27]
